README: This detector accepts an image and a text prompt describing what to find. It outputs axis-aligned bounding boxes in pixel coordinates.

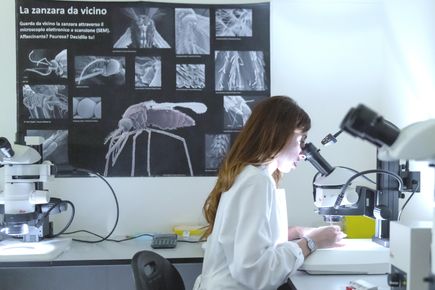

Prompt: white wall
[3,0,431,238]
[380,0,435,222]
[0,0,17,143]
[272,0,383,226]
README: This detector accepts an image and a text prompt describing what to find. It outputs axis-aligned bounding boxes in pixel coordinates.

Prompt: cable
[37,199,62,227]
[311,166,377,201]
[107,233,154,242]
[49,200,75,238]
[335,166,376,184]
[63,168,120,243]
[334,169,404,209]
[177,239,206,243]
[312,166,376,186]
[62,231,207,244]
[48,168,202,244]
[62,229,106,239]
[398,181,420,221]
[64,231,153,242]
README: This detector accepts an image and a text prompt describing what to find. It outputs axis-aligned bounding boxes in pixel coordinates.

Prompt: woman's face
[275,130,307,173]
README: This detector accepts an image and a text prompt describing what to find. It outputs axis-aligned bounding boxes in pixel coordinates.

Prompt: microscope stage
[299,239,389,274]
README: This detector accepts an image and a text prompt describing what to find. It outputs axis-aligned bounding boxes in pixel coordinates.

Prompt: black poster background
[16,0,270,177]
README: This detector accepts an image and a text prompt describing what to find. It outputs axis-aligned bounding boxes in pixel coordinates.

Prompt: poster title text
[19,6,107,15]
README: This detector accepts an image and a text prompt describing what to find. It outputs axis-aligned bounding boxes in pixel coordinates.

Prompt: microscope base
[299,239,389,274]
[0,237,71,261]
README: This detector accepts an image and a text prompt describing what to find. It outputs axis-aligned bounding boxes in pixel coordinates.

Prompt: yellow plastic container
[173,225,206,239]
[343,216,375,238]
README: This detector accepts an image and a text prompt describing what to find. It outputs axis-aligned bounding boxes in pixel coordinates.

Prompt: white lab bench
[0,237,203,290]
[292,271,389,290]
[0,238,390,290]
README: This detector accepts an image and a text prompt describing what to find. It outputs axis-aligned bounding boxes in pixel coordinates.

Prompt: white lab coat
[194,165,304,290]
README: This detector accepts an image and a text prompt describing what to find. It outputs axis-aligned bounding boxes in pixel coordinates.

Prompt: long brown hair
[202,96,311,238]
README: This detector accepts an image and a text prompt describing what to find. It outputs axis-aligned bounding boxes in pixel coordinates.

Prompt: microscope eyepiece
[340,104,400,147]
[302,142,334,176]
[0,137,14,158]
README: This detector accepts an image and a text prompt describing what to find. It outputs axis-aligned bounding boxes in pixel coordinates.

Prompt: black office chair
[131,250,185,290]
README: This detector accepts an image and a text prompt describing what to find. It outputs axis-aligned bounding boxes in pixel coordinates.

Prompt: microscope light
[0,224,29,236]
[0,242,55,256]
[0,238,72,261]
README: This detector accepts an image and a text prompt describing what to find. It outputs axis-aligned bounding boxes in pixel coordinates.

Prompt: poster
[16,0,270,177]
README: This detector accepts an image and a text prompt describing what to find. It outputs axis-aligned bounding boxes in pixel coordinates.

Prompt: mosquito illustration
[25,49,67,78]
[104,100,207,176]
[114,7,170,49]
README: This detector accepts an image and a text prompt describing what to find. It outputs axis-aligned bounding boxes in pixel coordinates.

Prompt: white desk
[58,238,204,264]
[292,271,389,290]
[0,237,204,290]
[0,237,203,265]
[0,238,390,290]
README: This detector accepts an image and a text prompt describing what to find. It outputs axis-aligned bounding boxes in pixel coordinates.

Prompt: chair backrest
[131,250,185,290]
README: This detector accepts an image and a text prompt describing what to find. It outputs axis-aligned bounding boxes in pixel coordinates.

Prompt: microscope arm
[318,186,375,217]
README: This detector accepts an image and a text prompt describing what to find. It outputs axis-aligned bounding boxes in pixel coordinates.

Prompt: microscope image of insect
[23,49,67,79]
[216,8,253,37]
[22,84,68,119]
[176,64,206,89]
[215,50,267,92]
[205,134,231,170]
[113,7,171,49]
[27,129,69,167]
[104,100,207,177]
[135,56,161,88]
[223,95,254,129]
[175,8,210,55]
[75,56,126,86]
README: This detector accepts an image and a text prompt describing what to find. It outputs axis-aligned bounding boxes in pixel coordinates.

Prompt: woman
[196,96,345,290]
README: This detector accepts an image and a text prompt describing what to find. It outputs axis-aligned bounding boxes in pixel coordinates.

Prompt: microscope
[0,136,67,243]
[302,141,418,247]
[303,104,435,289]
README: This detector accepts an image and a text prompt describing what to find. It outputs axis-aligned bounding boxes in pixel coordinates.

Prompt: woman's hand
[306,225,346,249]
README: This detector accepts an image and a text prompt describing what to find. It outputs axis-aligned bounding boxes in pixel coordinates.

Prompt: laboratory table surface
[0,237,390,290]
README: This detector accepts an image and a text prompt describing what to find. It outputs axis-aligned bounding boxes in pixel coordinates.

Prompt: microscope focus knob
[387,272,405,287]
[373,205,391,220]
